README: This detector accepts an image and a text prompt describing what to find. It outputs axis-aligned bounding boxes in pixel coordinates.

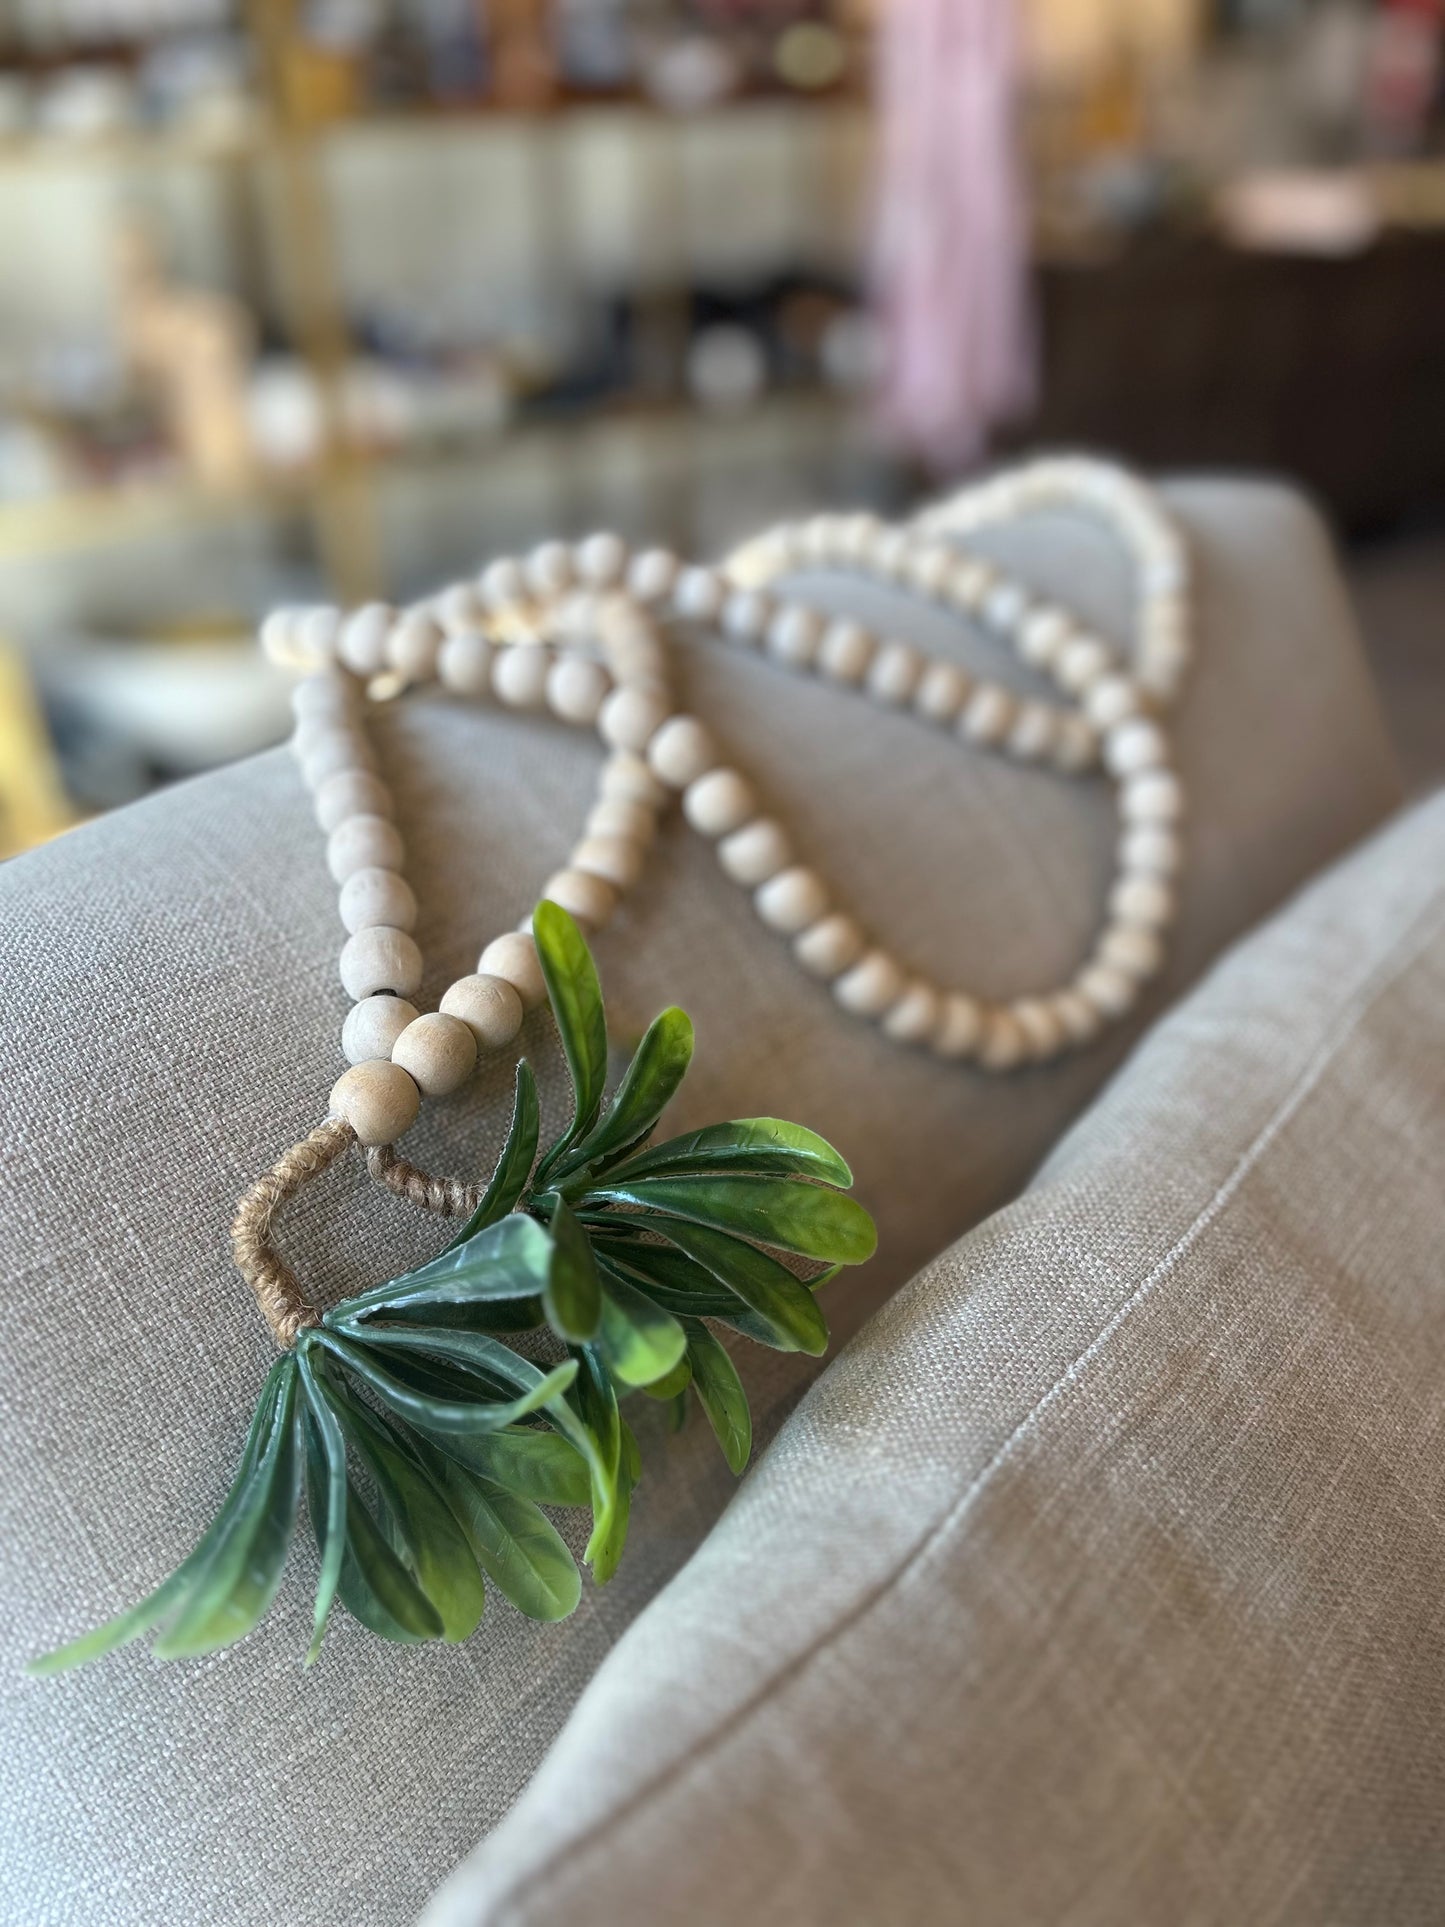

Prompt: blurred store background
[0,0,1442,854]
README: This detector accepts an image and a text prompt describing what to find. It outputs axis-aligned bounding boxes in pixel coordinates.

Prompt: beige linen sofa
[0,478,1408,1925]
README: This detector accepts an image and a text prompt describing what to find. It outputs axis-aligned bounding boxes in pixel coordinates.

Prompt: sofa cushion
[0,479,1400,1926]
[427,788,1445,1927]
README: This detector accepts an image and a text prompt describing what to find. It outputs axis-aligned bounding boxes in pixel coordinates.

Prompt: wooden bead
[1076,961,1139,1019]
[1052,715,1098,773]
[794,912,865,980]
[342,994,419,1065]
[1018,606,1073,668]
[492,643,552,710]
[327,814,404,883]
[960,685,1016,745]
[338,603,395,677]
[1007,702,1058,763]
[866,640,923,706]
[600,753,668,810]
[295,607,343,666]
[292,668,361,725]
[1103,718,1167,778]
[1099,923,1164,980]
[315,769,392,835]
[1120,826,1181,877]
[437,631,494,698]
[1011,997,1066,1059]
[599,685,670,754]
[441,973,525,1050]
[261,607,303,667]
[339,866,417,935]
[387,611,443,684]
[477,932,547,1011]
[1056,634,1112,694]
[834,950,906,1019]
[541,868,617,931]
[433,582,486,633]
[572,834,644,891]
[392,1011,477,1098]
[330,1059,420,1146]
[1109,874,1174,928]
[673,565,724,622]
[340,925,423,1000]
[933,992,984,1060]
[914,662,970,724]
[648,715,717,790]
[755,865,829,936]
[526,539,573,598]
[718,818,792,888]
[586,797,656,846]
[577,531,627,586]
[1084,674,1142,730]
[766,605,823,670]
[982,581,1029,631]
[977,1009,1027,1070]
[817,619,874,684]
[480,557,526,608]
[1051,989,1103,1046]
[683,768,755,839]
[882,981,941,1045]
[1120,770,1184,825]
[627,549,678,602]
[547,655,611,726]
[300,727,374,791]
[722,590,773,646]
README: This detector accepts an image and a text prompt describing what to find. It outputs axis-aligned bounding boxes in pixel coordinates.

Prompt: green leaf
[571,1345,629,1583]
[590,1232,742,1319]
[542,1197,602,1344]
[333,1478,444,1645]
[27,1361,291,1677]
[326,1382,485,1643]
[583,1173,877,1266]
[329,1212,554,1326]
[415,1444,581,1622]
[639,1353,692,1401]
[317,1330,576,1436]
[554,1006,694,1180]
[152,1360,302,1660]
[532,900,608,1182]
[605,1118,854,1189]
[642,1218,830,1356]
[596,1268,688,1389]
[665,1389,690,1434]
[428,1426,592,1509]
[683,1321,752,1474]
[444,1060,540,1250]
[296,1345,348,1665]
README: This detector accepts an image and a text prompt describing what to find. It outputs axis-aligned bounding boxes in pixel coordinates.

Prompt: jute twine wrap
[231,1116,355,1348]
[366,1145,480,1218]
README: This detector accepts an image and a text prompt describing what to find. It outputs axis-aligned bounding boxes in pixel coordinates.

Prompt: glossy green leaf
[620,1418,642,1487]
[444,1060,540,1250]
[683,1321,752,1474]
[605,1118,854,1189]
[583,1173,876,1266]
[532,900,608,1181]
[296,1345,348,1665]
[554,1006,694,1180]
[326,1384,485,1643]
[414,1443,581,1622]
[429,1426,592,1509]
[570,1345,628,1582]
[639,1352,692,1401]
[332,1477,444,1645]
[542,1197,602,1344]
[27,1361,290,1677]
[329,1212,554,1326]
[665,1389,690,1434]
[589,1231,743,1318]
[318,1330,576,1436]
[152,1361,302,1660]
[596,1268,687,1388]
[643,1219,829,1355]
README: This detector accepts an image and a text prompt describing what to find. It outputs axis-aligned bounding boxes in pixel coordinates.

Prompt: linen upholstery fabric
[430,787,1445,1927]
[0,480,1399,1927]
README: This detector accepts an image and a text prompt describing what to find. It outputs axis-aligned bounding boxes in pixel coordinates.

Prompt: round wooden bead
[339,865,418,935]
[718,818,792,888]
[437,631,494,698]
[296,606,343,665]
[1018,606,1073,668]
[1109,873,1174,928]
[977,1009,1027,1070]
[1052,715,1098,773]
[292,668,361,725]
[914,662,970,725]
[1103,718,1167,778]
[434,581,486,633]
[586,797,656,846]
[571,834,644,891]
[342,994,419,1065]
[834,950,905,1020]
[1056,634,1112,694]
[794,912,865,980]
[721,590,772,646]
[441,973,525,1050]
[600,753,668,811]
[1007,703,1058,763]
[755,865,829,936]
[387,611,443,684]
[683,768,755,839]
[577,531,627,586]
[933,992,984,1060]
[982,580,1029,631]
[480,557,526,608]
[648,716,717,790]
[300,727,374,790]
[541,868,617,931]
[1011,997,1066,1059]
[1098,923,1164,980]
[882,981,941,1046]
[766,605,823,670]
[392,1011,477,1098]
[338,603,395,677]
[1050,989,1103,1046]
[261,607,303,667]
[599,685,670,754]
[315,769,392,835]
[1120,825,1181,877]
[330,1059,420,1146]
[673,566,724,622]
[1084,674,1142,731]
[526,539,573,598]
[477,932,547,1011]
[1120,770,1184,825]
[960,685,1016,745]
[340,926,423,1000]
[492,643,552,709]
[866,640,923,706]
[327,814,404,884]
[546,655,610,726]
[817,620,874,684]
[627,549,678,603]
[1076,961,1139,1019]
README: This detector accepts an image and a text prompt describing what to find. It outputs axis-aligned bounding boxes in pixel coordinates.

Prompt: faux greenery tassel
[31,902,875,1675]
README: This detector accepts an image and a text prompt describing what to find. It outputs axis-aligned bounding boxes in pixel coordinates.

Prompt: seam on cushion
[490,888,1445,1926]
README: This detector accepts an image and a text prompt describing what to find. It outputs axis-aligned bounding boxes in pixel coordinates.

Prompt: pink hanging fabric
[872,0,1036,473]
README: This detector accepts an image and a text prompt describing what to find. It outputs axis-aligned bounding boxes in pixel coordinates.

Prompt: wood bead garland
[267,454,1192,1159]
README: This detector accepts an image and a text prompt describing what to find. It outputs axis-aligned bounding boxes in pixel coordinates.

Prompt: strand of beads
[261,458,1191,1152]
